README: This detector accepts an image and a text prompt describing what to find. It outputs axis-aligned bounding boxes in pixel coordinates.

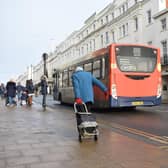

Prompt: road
[35,95,168,146]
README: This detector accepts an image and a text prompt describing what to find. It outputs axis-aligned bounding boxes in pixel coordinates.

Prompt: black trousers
[42,94,46,106]
[85,102,92,112]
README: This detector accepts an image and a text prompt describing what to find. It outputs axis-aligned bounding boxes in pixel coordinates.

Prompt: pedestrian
[34,85,38,97]
[6,79,17,106]
[40,75,48,108]
[0,83,6,100]
[26,79,34,94]
[16,82,24,102]
[71,66,108,111]
[26,79,34,105]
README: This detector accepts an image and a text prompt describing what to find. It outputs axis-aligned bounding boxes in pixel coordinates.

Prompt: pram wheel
[78,134,82,142]
[94,135,98,141]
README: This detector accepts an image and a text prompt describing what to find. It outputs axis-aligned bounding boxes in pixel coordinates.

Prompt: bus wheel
[126,106,136,111]
[58,94,62,104]
[78,134,82,142]
[94,135,98,141]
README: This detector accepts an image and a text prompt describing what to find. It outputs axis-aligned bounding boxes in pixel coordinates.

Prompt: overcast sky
[0,0,113,84]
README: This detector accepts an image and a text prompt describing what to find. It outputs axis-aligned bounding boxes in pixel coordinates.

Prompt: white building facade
[153,8,168,102]
[18,0,168,101]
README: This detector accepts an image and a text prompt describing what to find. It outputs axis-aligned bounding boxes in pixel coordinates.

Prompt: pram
[20,91,28,106]
[74,102,99,142]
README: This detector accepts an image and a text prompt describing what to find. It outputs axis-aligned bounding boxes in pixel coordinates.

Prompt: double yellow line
[98,119,168,145]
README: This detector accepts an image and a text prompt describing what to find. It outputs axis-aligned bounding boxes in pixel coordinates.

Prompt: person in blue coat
[71,66,108,111]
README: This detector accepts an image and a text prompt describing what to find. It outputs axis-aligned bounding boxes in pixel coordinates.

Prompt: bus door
[53,70,59,100]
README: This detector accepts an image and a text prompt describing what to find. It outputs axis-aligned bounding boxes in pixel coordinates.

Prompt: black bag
[76,113,96,125]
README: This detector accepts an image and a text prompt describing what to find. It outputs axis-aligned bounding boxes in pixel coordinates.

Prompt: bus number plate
[132,101,144,106]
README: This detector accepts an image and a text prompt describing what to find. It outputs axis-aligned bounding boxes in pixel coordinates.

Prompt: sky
[0,0,113,84]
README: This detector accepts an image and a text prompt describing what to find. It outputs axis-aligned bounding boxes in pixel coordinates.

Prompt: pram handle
[74,102,89,114]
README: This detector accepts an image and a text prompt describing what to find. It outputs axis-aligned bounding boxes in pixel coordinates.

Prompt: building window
[162,84,167,91]
[147,10,152,24]
[105,32,109,44]
[119,27,122,37]
[122,5,125,13]
[78,48,81,56]
[122,25,126,36]
[112,31,115,42]
[125,2,128,10]
[93,24,96,31]
[90,41,92,51]
[126,23,128,35]
[106,15,109,23]
[86,44,88,53]
[81,47,84,55]
[147,41,152,45]
[134,17,138,31]
[101,35,104,47]
[101,19,103,25]
[112,12,114,19]
[161,40,168,64]
[161,18,167,31]
[119,7,121,15]
[93,39,96,50]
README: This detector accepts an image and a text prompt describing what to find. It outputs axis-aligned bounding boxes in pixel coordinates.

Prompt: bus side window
[69,67,75,86]
[59,72,63,88]
[84,63,92,72]
[102,58,105,79]
[63,69,68,87]
[93,60,101,79]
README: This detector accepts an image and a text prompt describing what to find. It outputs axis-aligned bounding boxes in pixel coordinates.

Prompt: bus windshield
[116,46,157,72]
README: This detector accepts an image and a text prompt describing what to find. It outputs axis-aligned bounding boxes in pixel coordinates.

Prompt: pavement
[0,96,167,168]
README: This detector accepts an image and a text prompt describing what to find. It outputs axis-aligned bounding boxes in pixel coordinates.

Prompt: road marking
[155,110,167,113]
[159,146,168,149]
[98,119,168,145]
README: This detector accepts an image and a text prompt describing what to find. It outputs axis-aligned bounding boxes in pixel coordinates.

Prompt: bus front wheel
[58,93,62,104]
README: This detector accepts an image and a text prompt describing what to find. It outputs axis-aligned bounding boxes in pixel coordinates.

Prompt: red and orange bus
[53,43,162,108]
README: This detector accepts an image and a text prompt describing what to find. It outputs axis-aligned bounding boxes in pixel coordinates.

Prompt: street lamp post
[41,53,48,110]
[42,53,48,77]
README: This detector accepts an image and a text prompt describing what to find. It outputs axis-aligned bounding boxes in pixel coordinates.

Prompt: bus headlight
[157,84,162,98]
[112,84,117,99]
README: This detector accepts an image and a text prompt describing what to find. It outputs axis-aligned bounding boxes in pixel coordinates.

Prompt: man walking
[40,75,48,108]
